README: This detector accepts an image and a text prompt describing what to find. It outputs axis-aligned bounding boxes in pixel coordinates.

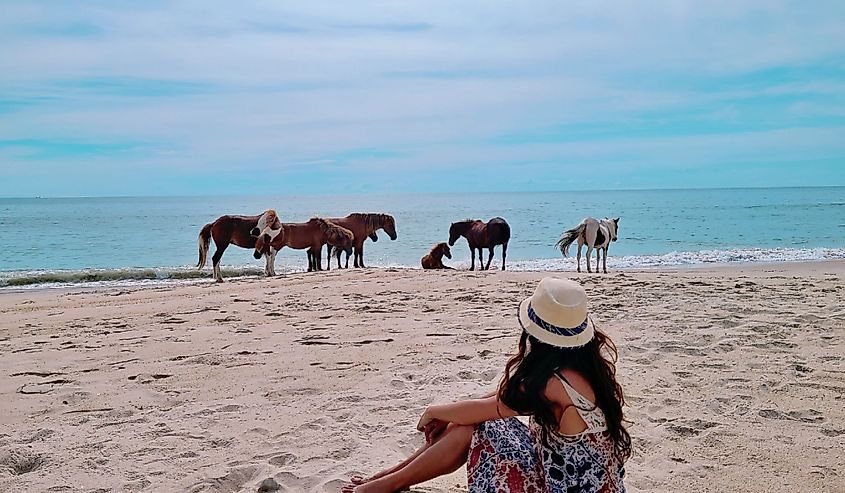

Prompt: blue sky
[1,1,844,197]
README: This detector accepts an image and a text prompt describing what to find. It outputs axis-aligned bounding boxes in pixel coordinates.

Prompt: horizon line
[1,184,843,200]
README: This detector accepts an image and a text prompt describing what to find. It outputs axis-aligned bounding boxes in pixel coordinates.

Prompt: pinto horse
[421,242,453,269]
[556,217,619,274]
[448,217,511,271]
[324,213,398,268]
[254,218,353,273]
[197,209,281,282]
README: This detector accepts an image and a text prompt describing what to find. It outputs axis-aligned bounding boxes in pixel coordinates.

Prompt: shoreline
[1,263,843,492]
[2,258,844,294]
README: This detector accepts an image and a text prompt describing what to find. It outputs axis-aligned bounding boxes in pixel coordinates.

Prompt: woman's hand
[422,419,448,444]
[417,406,448,444]
[416,406,438,432]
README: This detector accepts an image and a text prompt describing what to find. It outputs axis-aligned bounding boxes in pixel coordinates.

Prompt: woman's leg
[345,424,474,493]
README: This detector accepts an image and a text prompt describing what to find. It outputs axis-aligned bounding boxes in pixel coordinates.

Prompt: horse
[324,213,398,268]
[448,217,511,270]
[326,232,377,270]
[197,209,281,282]
[555,217,619,274]
[421,242,453,269]
[254,218,353,273]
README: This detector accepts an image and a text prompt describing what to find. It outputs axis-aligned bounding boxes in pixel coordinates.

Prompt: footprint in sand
[759,408,825,423]
[0,448,46,476]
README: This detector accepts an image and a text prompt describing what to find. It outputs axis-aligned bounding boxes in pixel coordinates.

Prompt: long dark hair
[498,327,632,462]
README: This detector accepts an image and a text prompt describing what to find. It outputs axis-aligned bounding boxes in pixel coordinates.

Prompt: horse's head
[448,221,470,246]
[439,242,452,259]
[382,215,398,241]
[253,227,282,259]
[252,209,279,237]
[608,217,620,242]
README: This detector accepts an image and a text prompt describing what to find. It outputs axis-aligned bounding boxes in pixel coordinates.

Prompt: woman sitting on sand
[345,277,630,493]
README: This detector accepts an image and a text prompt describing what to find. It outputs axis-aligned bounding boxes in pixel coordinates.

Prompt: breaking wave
[2,247,844,289]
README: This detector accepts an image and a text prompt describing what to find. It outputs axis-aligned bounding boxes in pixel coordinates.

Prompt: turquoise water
[0,187,843,286]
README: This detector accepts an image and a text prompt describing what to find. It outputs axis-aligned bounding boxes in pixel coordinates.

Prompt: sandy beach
[1,262,843,492]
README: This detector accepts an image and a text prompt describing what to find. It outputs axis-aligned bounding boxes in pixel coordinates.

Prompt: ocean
[1,187,843,288]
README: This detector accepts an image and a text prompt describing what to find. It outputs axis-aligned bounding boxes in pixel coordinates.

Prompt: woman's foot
[341,476,400,493]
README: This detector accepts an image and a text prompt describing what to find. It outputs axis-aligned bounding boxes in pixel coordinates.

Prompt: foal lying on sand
[421,242,453,269]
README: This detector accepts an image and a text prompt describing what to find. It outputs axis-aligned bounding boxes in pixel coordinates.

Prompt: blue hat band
[526,303,589,337]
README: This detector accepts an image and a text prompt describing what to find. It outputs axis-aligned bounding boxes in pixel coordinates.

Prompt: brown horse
[324,213,398,268]
[197,209,281,282]
[448,217,511,271]
[421,242,453,269]
[254,218,353,272]
[326,231,377,270]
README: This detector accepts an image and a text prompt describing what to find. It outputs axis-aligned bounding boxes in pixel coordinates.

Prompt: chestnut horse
[324,213,398,268]
[197,209,281,282]
[254,218,353,273]
[326,231,377,270]
[448,217,511,271]
[421,242,453,269]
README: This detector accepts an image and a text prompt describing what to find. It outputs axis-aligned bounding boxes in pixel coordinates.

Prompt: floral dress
[466,375,625,492]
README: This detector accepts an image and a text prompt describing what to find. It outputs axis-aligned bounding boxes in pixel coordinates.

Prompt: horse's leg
[315,245,323,271]
[501,241,508,270]
[211,241,229,283]
[485,247,494,270]
[576,243,582,273]
[359,243,366,268]
[603,247,608,274]
[586,245,593,273]
[595,248,601,273]
[325,245,331,271]
[468,246,475,271]
[478,248,484,270]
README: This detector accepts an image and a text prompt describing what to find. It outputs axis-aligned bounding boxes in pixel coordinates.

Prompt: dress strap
[555,373,608,433]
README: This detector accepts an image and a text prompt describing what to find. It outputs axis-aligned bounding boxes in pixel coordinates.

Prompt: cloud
[0,0,843,196]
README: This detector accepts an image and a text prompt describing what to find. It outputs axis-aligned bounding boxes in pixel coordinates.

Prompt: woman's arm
[417,396,519,430]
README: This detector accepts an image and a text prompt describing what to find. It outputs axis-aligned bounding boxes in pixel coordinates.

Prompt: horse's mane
[257,209,280,230]
[348,213,394,231]
[428,242,449,256]
[311,217,354,244]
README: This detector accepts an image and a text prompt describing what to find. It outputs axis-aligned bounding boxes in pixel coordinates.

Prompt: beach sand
[1,262,843,492]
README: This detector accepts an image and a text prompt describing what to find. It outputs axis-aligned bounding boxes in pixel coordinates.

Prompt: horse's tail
[555,222,585,257]
[197,223,213,269]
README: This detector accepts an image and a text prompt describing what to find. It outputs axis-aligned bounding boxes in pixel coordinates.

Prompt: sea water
[1,187,843,287]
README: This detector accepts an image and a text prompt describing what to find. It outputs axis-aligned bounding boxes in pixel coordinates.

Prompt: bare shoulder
[544,370,597,405]
[561,369,597,402]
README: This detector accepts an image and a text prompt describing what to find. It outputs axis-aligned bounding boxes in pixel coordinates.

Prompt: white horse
[555,217,619,273]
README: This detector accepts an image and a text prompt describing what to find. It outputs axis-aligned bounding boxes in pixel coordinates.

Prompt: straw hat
[517,277,595,348]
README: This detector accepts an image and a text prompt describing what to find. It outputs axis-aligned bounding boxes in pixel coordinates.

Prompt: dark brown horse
[448,217,511,270]
[326,231,378,270]
[324,213,398,268]
[197,209,281,282]
[254,218,353,272]
[421,242,453,269]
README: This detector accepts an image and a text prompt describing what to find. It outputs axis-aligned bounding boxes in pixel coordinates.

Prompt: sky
[1,1,844,197]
